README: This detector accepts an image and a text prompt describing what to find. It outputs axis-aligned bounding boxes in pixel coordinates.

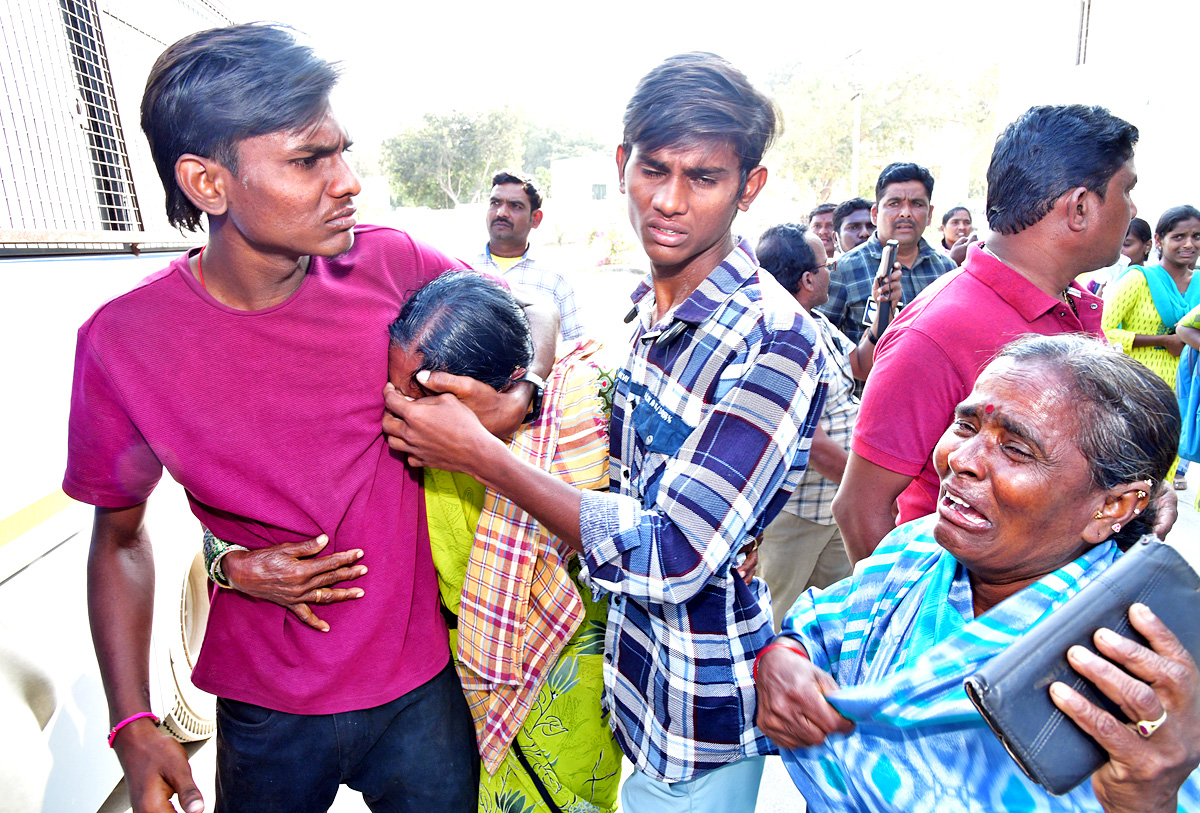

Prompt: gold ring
[1136,710,1168,738]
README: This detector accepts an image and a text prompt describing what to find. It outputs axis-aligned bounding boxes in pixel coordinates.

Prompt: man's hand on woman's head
[409,370,532,440]
[1050,603,1200,813]
[382,380,509,475]
[1152,487,1178,539]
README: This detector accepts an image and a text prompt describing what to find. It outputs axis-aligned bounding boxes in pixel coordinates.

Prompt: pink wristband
[108,711,160,748]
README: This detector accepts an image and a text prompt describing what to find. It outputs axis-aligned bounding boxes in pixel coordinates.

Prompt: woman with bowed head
[755,334,1200,812]
[205,272,622,813]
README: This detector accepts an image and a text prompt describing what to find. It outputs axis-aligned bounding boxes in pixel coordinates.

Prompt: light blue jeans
[620,756,766,813]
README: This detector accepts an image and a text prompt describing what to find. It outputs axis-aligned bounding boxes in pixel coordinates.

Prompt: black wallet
[963,538,1200,796]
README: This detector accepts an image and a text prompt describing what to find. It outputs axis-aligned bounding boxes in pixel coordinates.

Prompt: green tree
[380,109,604,208]
[381,108,523,208]
[962,65,1001,200]
[769,64,857,203]
[521,125,604,197]
[768,61,997,202]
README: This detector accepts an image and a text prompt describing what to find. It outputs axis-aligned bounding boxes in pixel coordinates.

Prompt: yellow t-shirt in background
[488,252,522,273]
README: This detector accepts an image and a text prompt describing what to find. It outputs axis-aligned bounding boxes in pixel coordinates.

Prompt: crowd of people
[62,21,1200,813]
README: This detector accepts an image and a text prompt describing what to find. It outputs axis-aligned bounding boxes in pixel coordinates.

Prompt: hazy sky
[237,0,1073,148]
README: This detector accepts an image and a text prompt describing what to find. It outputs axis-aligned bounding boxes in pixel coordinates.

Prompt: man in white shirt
[476,170,584,341]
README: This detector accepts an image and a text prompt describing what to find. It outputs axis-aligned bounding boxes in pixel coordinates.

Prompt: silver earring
[1111,523,1122,533]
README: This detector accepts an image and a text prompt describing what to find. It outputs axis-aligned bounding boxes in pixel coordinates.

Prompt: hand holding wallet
[964,537,1200,796]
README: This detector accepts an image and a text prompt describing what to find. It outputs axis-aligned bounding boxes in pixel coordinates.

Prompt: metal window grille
[0,0,141,232]
[0,0,232,247]
[60,0,140,230]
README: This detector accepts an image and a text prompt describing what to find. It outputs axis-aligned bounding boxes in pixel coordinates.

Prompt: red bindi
[985,404,995,414]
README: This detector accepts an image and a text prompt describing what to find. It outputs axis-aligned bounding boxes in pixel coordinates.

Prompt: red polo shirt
[853,244,1105,525]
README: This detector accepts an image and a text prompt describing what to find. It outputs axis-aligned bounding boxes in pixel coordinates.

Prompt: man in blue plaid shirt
[818,162,957,346]
[386,52,827,813]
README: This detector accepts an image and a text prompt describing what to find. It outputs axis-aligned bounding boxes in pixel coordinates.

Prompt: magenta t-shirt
[64,226,465,714]
[853,244,1105,525]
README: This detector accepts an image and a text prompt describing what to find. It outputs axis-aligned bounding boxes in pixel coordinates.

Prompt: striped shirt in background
[476,245,585,341]
[578,237,828,783]
[783,311,859,526]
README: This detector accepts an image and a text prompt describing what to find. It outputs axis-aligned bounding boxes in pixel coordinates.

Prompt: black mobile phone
[875,239,900,335]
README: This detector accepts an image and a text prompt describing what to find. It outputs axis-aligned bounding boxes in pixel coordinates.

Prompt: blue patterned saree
[777,516,1200,812]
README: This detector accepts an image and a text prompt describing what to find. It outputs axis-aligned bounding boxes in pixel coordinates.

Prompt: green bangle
[202,528,248,588]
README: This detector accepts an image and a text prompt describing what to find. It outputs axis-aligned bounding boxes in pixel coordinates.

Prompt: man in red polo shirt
[834,104,1175,563]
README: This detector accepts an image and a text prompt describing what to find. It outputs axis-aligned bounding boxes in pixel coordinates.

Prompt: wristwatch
[517,370,546,424]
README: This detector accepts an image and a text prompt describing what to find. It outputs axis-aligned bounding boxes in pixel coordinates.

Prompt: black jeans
[214,662,478,813]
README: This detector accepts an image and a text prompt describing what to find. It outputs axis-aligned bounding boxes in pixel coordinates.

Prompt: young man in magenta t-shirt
[65,24,555,813]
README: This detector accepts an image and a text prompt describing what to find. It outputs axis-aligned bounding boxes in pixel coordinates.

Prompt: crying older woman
[755,334,1200,812]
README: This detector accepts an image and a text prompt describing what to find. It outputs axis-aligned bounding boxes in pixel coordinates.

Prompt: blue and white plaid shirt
[783,311,858,526]
[818,232,956,344]
[578,237,827,782]
[476,244,585,341]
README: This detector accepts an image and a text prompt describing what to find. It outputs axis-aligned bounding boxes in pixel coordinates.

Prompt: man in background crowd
[808,202,837,258]
[939,205,973,255]
[755,222,898,629]
[833,104,1176,562]
[833,196,874,253]
[477,170,584,341]
[819,162,956,345]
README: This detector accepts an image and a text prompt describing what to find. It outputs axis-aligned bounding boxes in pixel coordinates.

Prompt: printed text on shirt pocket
[632,393,690,456]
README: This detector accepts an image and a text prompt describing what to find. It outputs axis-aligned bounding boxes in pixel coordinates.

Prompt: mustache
[491,217,512,227]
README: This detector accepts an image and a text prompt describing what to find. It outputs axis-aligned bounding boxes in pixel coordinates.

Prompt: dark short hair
[986,105,1138,236]
[1154,205,1200,241]
[388,271,533,392]
[621,52,779,184]
[994,334,1180,549]
[492,170,543,212]
[941,206,971,227]
[756,223,818,296]
[141,24,340,231]
[1126,217,1152,244]
[875,162,935,202]
[833,197,873,233]
[808,203,836,222]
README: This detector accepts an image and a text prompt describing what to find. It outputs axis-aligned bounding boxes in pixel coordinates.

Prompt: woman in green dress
[389,272,620,813]
[205,272,621,812]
